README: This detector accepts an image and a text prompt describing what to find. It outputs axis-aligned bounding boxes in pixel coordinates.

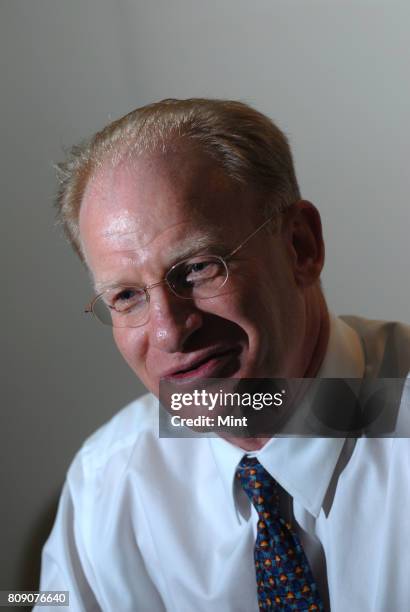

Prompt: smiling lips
[162,346,242,383]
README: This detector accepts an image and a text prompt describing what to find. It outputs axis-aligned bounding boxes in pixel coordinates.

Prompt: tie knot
[236,456,279,515]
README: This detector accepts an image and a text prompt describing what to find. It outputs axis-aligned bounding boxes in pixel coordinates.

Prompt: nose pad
[148,284,203,352]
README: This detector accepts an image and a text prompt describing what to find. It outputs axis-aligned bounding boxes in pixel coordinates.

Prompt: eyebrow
[93,232,228,294]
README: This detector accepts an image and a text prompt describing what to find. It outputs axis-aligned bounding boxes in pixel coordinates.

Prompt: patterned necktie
[236,456,324,611]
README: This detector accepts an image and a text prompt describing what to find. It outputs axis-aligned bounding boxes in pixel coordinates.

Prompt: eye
[168,255,223,292]
[108,287,146,313]
[167,255,226,290]
[165,255,227,300]
[183,258,221,285]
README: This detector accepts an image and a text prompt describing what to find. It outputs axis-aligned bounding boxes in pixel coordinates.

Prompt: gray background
[1,0,409,593]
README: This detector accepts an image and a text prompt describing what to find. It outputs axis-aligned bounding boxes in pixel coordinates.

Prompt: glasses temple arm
[225,214,276,260]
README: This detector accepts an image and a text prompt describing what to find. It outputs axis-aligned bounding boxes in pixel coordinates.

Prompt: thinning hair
[55,98,301,259]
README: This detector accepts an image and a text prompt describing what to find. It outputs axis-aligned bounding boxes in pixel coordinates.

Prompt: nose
[147,284,203,353]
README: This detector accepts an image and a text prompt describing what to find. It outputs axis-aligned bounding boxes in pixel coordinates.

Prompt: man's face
[79,146,310,397]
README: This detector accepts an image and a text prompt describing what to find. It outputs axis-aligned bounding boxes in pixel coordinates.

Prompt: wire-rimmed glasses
[85,214,277,327]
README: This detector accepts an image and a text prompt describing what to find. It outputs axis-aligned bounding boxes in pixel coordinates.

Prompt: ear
[282,200,325,287]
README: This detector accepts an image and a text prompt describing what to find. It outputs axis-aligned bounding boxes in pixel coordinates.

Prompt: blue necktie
[236,456,324,611]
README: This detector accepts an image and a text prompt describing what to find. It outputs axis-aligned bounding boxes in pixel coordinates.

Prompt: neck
[303,290,330,378]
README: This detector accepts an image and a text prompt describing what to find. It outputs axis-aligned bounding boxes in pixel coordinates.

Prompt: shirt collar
[209,313,365,520]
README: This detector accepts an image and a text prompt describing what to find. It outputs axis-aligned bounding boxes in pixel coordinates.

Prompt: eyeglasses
[85,214,278,327]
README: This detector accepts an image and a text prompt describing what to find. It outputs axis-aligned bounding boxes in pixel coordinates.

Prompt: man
[38,99,410,611]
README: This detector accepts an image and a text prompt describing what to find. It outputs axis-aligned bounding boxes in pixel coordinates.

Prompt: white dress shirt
[38,316,410,612]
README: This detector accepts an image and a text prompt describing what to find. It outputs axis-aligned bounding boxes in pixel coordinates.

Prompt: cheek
[209,281,256,328]
[229,261,302,342]
[222,269,276,328]
[211,284,269,356]
[112,327,148,373]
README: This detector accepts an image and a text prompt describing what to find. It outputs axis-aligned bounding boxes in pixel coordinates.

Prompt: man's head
[56,98,301,260]
[56,98,328,398]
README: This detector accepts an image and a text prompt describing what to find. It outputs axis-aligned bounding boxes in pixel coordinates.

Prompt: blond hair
[55,98,300,259]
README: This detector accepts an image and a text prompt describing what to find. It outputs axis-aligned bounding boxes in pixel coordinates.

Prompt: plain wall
[1,0,409,592]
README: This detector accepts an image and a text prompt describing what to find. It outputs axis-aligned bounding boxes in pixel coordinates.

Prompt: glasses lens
[92,287,148,327]
[166,255,228,299]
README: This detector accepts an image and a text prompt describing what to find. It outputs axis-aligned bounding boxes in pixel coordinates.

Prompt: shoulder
[65,393,210,499]
[66,392,158,486]
[341,314,410,339]
[340,314,410,377]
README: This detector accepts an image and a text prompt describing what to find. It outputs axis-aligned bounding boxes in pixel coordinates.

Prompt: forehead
[79,145,259,282]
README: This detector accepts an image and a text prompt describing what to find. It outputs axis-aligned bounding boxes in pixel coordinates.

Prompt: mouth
[162,346,242,384]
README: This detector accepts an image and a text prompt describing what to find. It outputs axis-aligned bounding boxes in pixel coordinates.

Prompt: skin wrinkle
[81,153,238,274]
[91,230,228,294]
[92,232,243,294]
